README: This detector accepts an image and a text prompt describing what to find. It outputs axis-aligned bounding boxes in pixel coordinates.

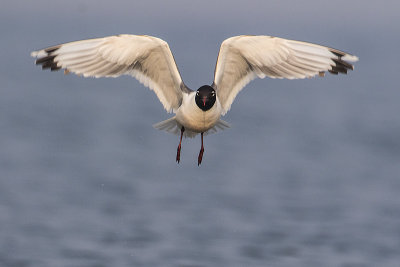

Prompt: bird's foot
[176,144,181,163]
[197,147,204,166]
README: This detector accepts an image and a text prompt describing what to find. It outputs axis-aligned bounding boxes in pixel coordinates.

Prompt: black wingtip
[328,70,339,75]
[35,55,57,65]
[44,46,61,54]
[328,49,355,75]
[34,46,61,72]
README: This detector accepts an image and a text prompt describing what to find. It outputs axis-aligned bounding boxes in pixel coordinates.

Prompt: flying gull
[31,34,358,165]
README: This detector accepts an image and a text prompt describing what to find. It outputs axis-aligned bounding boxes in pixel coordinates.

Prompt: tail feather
[204,119,231,136]
[153,116,230,138]
[153,116,180,136]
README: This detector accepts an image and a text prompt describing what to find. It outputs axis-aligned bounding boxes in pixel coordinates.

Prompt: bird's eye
[196,91,199,96]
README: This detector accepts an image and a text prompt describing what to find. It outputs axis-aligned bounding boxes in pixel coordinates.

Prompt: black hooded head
[195,85,216,111]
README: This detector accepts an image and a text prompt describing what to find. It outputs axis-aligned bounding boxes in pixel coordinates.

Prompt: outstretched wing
[31,34,190,112]
[213,35,359,114]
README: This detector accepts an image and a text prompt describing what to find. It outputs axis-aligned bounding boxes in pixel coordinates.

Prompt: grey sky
[1,0,398,149]
[1,0,398,86]
[2,0,399,145]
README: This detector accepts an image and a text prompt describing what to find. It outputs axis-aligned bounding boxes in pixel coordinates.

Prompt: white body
[176,92,222,133]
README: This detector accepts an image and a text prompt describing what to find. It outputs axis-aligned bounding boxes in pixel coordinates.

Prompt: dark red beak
[202,96,207,106]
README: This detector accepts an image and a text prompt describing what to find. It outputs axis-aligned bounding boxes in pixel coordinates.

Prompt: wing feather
[213,35,358,114]
[31,34,188,112]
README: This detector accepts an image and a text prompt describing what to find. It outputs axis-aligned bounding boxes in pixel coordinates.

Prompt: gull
[31,34,358,165]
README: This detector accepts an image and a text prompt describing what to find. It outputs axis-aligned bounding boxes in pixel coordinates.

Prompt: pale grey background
[1,1,399,266]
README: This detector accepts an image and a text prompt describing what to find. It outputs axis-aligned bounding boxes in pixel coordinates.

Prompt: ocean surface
[1,1,400,266]
[2,67,400,267]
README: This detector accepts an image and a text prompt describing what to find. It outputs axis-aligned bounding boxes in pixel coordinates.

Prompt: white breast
[175,92,222,133]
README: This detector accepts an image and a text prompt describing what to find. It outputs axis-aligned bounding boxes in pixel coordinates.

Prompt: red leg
[176,126,184,163]
[198,132,204,166]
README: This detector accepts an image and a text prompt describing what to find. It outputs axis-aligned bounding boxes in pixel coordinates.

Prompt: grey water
[1,1,400,266]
